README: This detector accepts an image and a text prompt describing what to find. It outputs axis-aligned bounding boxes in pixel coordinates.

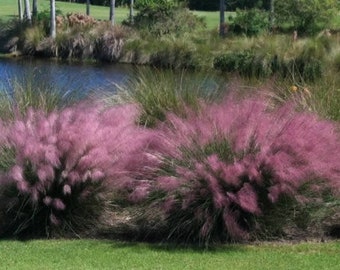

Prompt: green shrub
[213,51,254,73]
[213,51,273,78]
[35,9,63,35]
[130,1,205,37]
[150,39,198,69]
[229,9,270,36]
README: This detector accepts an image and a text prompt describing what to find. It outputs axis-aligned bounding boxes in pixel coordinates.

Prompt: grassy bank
[0,240,339,270]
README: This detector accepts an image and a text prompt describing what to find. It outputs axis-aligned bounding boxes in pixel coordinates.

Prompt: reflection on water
[0,57,228,100]
[0,58,135,95]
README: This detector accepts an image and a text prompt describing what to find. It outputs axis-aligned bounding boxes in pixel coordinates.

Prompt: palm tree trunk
[270,0,275,30]
[18,0,23,21]
[219,0,225,37]
[86,0,90,16]
[110,0,115,26]
[50,0,56,39]
[24,0,32,23]
[32,0,38,20]
[129,0,134,24]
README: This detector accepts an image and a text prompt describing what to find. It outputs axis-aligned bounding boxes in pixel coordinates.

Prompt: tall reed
[103,68,224,127]
[0,69,82,120]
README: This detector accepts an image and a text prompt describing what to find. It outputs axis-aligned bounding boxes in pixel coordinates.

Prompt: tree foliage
[182,0,271,11]
[186,0,220,11]
[275,0,338,34]
[130,0,205,37]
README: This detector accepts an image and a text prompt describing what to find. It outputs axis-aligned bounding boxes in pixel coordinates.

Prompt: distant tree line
[57,0,272,10]
[57,0,128,6]
[185,0,271,11]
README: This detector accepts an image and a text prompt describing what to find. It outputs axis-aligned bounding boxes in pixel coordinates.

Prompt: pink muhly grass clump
[148,95,340,244]
[0,102,160,237]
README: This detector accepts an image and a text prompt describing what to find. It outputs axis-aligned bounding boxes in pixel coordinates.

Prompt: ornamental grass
[131,94,340,245]
[0,102,159,238]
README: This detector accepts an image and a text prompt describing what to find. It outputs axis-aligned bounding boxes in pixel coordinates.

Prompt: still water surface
[0,57,227,101]
[0,57,136,94]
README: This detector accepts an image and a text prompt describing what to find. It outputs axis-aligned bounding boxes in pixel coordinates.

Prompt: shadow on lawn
[105,239,246,253]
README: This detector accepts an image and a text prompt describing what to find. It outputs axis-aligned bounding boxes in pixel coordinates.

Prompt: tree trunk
[86,0,90,16]
[110,0,115,26]
[18,0,23,21]
[50,0,56,39]
[219,0,225,37]
[32,0,38,20]
[129,0,134,24]
[270,0,275,30]
[24,0,32,23]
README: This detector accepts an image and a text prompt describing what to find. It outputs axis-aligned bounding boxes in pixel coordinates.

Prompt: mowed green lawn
[0,0,129,22]
[0,239,339,270]
[0,0,227,29]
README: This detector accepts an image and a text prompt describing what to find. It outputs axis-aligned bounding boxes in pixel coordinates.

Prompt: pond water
[0,57,227,100]
[0,57,136,95]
